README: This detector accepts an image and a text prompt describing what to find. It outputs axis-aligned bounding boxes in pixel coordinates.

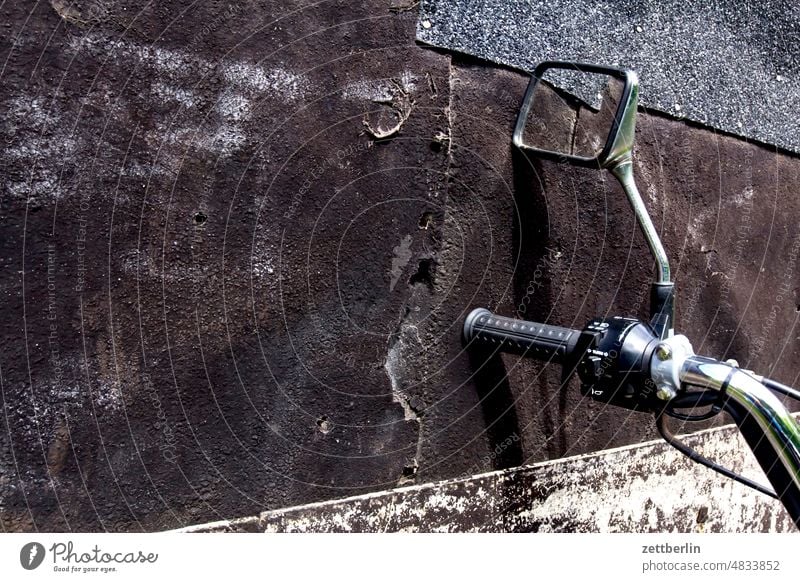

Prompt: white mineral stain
[216,91,252,122]
[221,62,309,101]
[66,33,310,163]
[342,79,394,102]
[7,34,309,195]
[732,185,754,207]
[342,71,418,101]
[3,96,78,203]
[152,82,199,108]
[251,255,275,278]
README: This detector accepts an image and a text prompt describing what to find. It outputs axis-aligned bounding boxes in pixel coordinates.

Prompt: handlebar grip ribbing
[463,308,580,363]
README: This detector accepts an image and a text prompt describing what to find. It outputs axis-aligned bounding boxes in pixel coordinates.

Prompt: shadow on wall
[461,145,567,469]
[466,348,523,470]
[511,147,571,458]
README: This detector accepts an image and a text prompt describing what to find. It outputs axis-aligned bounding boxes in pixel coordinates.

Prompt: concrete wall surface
[179,422,797,532]
[1,1,799,531]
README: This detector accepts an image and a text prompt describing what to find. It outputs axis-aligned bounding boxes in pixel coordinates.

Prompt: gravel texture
[417,0,800,154]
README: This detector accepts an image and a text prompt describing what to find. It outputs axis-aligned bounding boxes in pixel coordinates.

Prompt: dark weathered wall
[1,1,799,532]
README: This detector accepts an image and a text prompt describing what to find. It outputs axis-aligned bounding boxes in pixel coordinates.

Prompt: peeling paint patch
[388,234,413,291]
[361,78,416,140]
[50,0,110,24]
[384,341,417,422]
[383,305,426,486]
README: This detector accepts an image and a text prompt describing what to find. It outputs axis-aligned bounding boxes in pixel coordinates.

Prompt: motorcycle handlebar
[681,356,800,526]
[463,308,581,364]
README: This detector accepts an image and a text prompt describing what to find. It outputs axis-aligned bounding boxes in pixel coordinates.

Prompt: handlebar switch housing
[577,316,662,412]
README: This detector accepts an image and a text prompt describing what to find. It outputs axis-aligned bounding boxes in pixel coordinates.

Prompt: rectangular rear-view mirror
[513,61,638,168]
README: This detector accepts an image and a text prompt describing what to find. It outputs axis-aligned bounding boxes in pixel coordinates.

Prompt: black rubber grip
[463,308,580,363]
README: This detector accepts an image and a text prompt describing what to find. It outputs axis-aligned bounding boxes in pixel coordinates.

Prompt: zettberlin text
[642,543,700,554]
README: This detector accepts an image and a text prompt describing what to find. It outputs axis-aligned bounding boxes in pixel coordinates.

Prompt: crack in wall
[384,335,420,423]
[444,57,457,160]
[381,55,457,487]
[384,317,424,486]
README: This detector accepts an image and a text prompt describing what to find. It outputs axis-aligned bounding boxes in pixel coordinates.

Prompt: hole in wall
[409,258,434,289]
[316,416,331,434]
[194,212,207,225]
[418,211,434,229]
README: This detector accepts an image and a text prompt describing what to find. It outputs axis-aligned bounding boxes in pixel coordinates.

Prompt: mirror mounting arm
[609,159,674,339]
[608,160,671,285]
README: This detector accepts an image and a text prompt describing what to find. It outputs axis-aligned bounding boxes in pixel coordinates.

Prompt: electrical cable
[761,376,800,403]
[664,389,722,421]
[655,411,777,499]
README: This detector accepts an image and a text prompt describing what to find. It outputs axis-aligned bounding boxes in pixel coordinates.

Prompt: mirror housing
[513,61,639,169]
